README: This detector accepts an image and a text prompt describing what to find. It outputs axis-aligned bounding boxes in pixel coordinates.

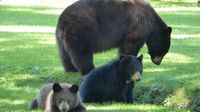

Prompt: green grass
[0,0,200,111]
[149,0,198,7]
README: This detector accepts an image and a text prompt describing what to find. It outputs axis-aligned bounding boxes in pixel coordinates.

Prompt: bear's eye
[59,98,63,103]
[67,99,71,103]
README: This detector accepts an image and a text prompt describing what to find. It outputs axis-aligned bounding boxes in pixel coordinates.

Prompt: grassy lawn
[0,0,200,111]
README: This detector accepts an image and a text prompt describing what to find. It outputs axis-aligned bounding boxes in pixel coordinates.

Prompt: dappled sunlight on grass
[150,0,197,8]
[0,74,38,87]
[156,7,200,12]
[0,25,55,33]
[142,52,195,66]
[0,38,12,42]
[0,32,56,48]
[0,99,25,107]
[86,103,186,112]
[1,6,63,15]
[144,67,173,73]
[173,73,200,81]
[11,99,25,105]
[35,9,63,15]
[159,10,200,40]
[164,53,194,63]
[172,25,200,29]
[0,2,199,111]
[38,37,55,45]
[0,0,76,8]
[172,34,200,39]
[0,5,58,26]
[0,74,43,111]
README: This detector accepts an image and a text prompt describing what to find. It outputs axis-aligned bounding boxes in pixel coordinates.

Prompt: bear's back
[57,0,155,52]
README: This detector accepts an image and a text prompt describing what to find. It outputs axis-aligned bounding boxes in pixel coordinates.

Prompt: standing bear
[29,83,87,112]
[80,55,143,103]
[56,0,172,75]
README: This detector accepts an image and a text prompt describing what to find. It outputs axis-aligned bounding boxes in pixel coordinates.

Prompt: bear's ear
[119,55,126,63]
[53,83,62,93]
[137,54,143,63]
[70,84,79,93]
[165,27,172,34]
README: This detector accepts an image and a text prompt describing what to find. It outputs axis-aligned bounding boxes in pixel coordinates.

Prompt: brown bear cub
[29,83,87,112]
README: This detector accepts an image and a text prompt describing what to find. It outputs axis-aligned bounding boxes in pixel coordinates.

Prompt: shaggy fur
[80,55,143,103]
[29,83,86,112]
[56,0,172,75]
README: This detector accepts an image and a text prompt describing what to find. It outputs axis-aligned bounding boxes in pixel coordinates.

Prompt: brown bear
[56,0,172,75]
[29,83,87,112]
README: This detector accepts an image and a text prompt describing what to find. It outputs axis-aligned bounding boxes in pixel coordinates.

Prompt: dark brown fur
[56,0,172,75]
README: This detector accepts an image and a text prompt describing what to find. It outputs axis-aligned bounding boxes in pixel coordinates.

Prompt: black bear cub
[29,83,86,112]
[80,55,143,103]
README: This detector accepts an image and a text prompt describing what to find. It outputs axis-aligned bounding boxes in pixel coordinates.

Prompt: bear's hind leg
[61,51,78,72]
[69,50,94,76]
[57,39,78,72]
[56,29,78,72]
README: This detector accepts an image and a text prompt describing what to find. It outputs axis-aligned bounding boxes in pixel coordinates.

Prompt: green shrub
[135,83,172,104]
[188,89,200,112]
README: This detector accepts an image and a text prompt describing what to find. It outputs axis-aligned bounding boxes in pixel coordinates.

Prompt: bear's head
[52,83,80,112]
[147,27,172,65]
[119,55,143,83]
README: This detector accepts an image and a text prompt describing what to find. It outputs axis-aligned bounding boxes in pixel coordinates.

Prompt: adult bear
[56,0,172,75]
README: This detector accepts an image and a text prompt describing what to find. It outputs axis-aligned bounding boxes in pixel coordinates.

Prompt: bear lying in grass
[29,83,86,112]
[80,55,143,103]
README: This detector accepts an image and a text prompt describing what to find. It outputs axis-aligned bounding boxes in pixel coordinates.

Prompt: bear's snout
[59,102,69,112]
[152,56,163,65]
[131,71,141,82]
[62,109,67,112]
